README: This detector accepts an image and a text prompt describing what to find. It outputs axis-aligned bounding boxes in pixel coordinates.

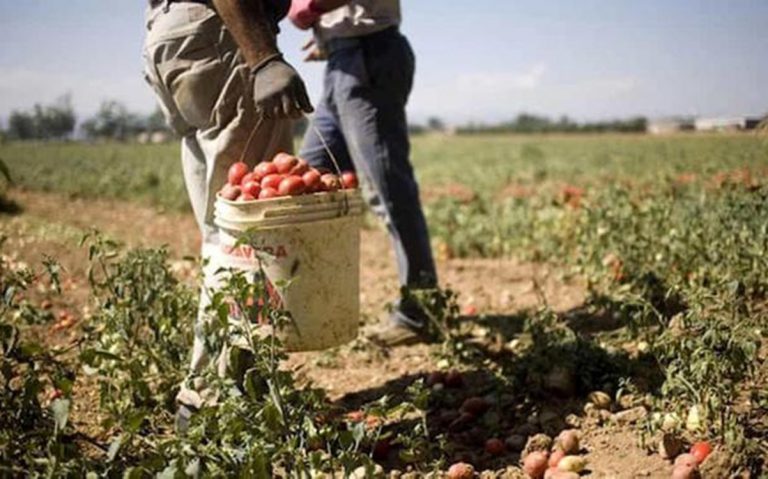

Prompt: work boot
[367,321,425,347]
[367,300,431,347]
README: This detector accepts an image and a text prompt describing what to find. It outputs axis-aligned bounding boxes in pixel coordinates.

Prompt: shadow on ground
[332,299,666,472]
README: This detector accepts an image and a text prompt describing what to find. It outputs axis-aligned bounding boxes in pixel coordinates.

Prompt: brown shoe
[366,322,426,347]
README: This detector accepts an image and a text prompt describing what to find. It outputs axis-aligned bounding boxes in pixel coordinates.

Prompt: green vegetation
[1,133,767,475]
[2,134,765,211]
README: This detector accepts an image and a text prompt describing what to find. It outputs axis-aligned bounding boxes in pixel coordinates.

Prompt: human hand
[302,37,327,62]
[252,56,313,119]
[289,0,323,30]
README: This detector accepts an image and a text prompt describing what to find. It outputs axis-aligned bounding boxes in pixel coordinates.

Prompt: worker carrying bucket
[143,0,436,432]
[142,0,315,429]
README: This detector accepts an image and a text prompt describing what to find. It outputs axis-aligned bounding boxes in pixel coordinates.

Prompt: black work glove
[252,55,314,119]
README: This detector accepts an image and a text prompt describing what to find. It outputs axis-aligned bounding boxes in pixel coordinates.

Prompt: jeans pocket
[330,46,372,88]
[362,35,414,103]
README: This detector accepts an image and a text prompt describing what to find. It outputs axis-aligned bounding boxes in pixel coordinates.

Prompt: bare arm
[211,0,280,68]
[211,0,313,118]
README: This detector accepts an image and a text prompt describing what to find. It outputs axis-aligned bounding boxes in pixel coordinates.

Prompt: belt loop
[163,0,171,13]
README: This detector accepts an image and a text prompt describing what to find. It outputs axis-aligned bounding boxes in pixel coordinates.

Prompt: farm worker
[142,0,313,430]
[289,0,439,346]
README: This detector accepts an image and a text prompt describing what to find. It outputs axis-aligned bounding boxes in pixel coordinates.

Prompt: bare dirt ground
[0,189,687,478]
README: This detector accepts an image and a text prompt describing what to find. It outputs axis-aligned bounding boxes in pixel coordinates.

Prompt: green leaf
[263,402,281,432]
[250,450,270,479]
[0,157,11,184]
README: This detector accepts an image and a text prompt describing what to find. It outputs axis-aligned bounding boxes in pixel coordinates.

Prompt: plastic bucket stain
[212,190,364,351]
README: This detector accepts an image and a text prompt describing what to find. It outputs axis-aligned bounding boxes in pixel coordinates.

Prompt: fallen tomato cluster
[669,442,711,479]
[219,153,359,202]
[521,429,586,479]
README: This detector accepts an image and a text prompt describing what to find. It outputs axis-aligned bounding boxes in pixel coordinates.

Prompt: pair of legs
[143,2,292,408]
[299,28,437,329]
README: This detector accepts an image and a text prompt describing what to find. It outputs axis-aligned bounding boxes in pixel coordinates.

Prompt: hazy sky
[0,0,766,124]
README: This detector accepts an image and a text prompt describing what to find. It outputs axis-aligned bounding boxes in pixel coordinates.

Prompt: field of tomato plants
[0,133,767,478]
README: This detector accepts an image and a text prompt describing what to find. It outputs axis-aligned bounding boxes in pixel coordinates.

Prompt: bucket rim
[215,209,364,233]
[216,189,361,206]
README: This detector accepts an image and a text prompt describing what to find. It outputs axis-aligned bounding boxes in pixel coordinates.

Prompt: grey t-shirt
[316,0,401,41]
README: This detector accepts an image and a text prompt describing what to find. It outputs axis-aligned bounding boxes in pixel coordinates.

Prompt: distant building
[694,116,762,132]
[647,118,695,135]
[150,131,171,144]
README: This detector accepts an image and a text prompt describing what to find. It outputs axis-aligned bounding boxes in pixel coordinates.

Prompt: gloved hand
[289,0,325,30]
[252,55,314,119]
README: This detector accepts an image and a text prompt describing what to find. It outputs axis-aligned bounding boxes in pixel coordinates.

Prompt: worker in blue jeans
[290,0,438,346]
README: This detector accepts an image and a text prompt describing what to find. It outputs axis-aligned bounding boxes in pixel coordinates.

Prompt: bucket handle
[311,125,351,216]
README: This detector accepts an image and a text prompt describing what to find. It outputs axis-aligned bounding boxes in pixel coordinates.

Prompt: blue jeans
[299,28,437,328]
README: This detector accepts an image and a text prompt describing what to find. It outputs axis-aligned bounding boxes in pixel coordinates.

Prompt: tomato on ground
[690,441,712,464]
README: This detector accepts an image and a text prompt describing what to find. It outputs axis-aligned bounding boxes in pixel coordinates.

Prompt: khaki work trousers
[143,2,292,408]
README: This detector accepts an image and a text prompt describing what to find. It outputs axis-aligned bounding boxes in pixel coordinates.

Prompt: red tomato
[259,187,280,199]
[341,171,358,189]
[319,173,341,192]
[690,441,712,464]
[523,451,549,479]
[548,449,565,467]
[372,438,391,460]
[426,371,446,387]
[278,175,307,196]
[484,438,505,456]
[253,161,278,180]
[228,162,249,185]
[242,180,261,197]
[445,370,464,388]
[261,174,284,190]
[446,462,474,479]
[220,184,241,201]
[240,172,258,186]
[289,158,309,175]
[274,153,299,174]
[237,192,256,202]
[346,410,365,422]
[302,169,322,192]
[460,397,489,416]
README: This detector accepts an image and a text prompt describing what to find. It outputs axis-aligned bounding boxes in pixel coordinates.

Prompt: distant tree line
[455,113,647,134]
[2,95,171,141]
[81,101,169,141]
[407,114,647,135]
[6,95,77,140]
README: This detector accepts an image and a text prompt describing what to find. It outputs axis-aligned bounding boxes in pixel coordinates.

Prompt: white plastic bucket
[212,190,364,352]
